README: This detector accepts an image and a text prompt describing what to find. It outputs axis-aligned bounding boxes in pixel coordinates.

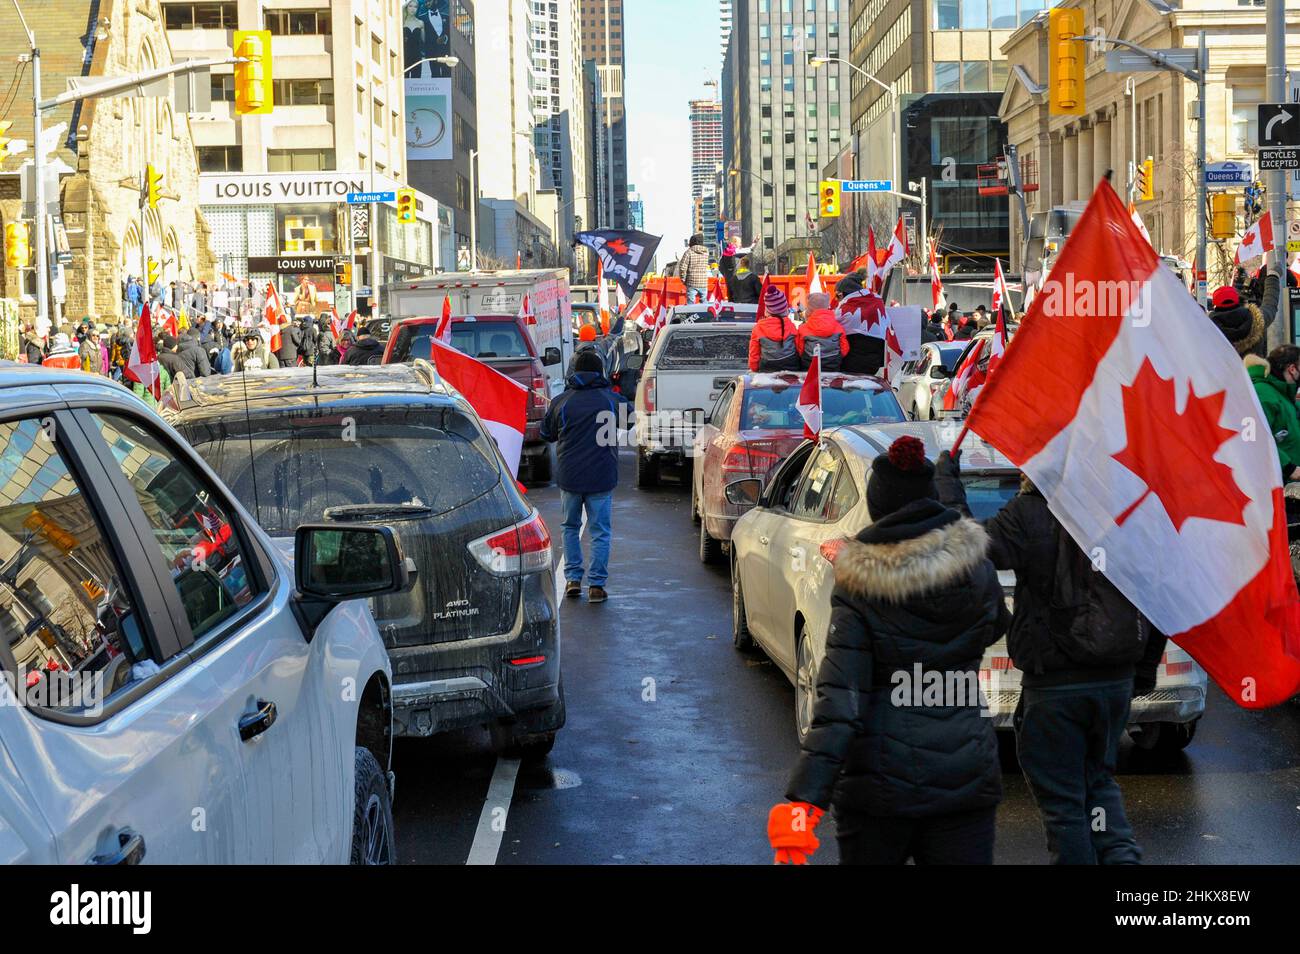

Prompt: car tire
[731,557,755,650]
[699,517,723,565]
[1131,719,1198,757]
[795,627,816,744]
[636,450,660,488]
[349,747,395,866]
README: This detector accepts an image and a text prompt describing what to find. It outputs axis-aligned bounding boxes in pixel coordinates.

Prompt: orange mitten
[768,802,825,865]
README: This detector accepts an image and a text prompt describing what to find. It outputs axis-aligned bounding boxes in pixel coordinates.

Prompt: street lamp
[406,55,460,75]
[810,56,899,202]
[729,167,777,258]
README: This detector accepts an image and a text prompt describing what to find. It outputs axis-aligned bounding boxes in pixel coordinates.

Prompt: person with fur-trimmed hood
[768,435,1008,865]
[1208,264,1277,358]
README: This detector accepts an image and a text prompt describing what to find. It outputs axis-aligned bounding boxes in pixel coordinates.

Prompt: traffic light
[4,222,29,268]
[334,261,352,286]
[145,163,163,210]
[1048,7,1085,116]
[396,188,416,224]
[819,179,841,218]
[147,256,161,287]
[1136,157,1154,202]
[0,122,12,153]
[233,30,273,115]
[1210,193,1237,241]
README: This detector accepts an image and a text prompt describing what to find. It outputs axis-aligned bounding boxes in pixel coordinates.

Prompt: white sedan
[893,341,967,421]
[0,367,406,864]
[728,421,1206,752]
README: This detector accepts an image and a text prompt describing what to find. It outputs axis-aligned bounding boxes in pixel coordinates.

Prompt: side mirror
[543,346,562,366]
[624,354,644,371]
[725,477,763,507]
[294,524,414,601]
[930,365,950,379]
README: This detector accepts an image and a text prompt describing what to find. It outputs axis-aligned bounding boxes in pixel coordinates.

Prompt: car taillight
[468,511,553,576]
[722,441,783,479]
[644,374,656,412]
[531,370,548,409]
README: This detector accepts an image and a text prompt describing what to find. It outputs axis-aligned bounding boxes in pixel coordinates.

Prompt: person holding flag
[772,430,1009,865]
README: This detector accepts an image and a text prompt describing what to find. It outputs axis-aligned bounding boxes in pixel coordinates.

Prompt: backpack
[800,333,843,372]
[757,318,801,372]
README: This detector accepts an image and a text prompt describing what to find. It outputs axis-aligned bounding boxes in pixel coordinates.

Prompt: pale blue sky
[624,0,722,265]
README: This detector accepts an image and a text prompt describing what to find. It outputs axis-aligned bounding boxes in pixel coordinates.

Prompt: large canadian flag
[126,304,161,399]
[1235,211,1273,266]
[942,337,987,411]
[965,179,1300,707]
[875,217,909,286]
[991,258,1012,318]
[882,319,905,385]
[929,239,946,311]
[263,284,284,352]
[836,287,886,339]
[420,337,528,475]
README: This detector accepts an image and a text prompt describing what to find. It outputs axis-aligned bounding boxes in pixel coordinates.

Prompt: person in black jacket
[729,256,763,304]
[157,334,186,380]
[276,317,303,367]
[936,452,1165,865]
[177,329,213,379]
[342,327,384,365]
[771,435,1009,865]
[540,348,632,603]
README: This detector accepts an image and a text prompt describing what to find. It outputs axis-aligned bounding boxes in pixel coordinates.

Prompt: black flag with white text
[573,229,662,300]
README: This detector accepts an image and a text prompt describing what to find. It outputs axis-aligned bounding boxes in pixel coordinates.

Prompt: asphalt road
[395,450,1300,865]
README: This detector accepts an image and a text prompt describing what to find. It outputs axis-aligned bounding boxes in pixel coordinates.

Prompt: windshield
[389,322,531,362]
[934,347,965,371]
[181,406,502,535]
[741,386,905,430]
[961,475,1021,521]
[657,331,751,370]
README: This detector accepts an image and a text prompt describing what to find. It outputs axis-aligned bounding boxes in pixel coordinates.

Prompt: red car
[383,314,558,483]
[691,372,906,564]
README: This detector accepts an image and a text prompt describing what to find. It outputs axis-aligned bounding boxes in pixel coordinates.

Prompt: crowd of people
[19,275,387,403]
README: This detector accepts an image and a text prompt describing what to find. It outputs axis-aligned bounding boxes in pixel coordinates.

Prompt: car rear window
[180,406,502,535]
[389,322,531,362]
[961,475,1021,521]
[741,384,906,430]
[656,331,752,370]
[935,347,965,371]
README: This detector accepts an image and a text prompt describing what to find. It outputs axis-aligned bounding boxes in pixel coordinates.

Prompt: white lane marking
[465,756,521,865]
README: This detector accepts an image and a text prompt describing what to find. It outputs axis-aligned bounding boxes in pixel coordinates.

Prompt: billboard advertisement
[403,1,450,78]
[405,78,452,161]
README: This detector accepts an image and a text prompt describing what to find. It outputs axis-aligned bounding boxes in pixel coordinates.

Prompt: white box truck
[385,269,575,398]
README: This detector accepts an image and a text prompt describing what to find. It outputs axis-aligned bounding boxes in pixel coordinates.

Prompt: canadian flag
[1289,252,1300,286]
[330,306,344,339]
[805,252,822,297]
[986,302,1009,376]
[866,227,880,293]
[1130,204,1153,249]
[518,293,535,326]
[263,284,284,352]
[991,258,1012,319]
[420,337,528,475]
[1235,211,1273,266]
[707,283,722,319]
[964,178,1300,707]
[882,318,905,385]
[127,304,161,399]
[158,307,179,338]
[434,294,453,344]
[942,338,987,411]
[875,217,909,286]
[836,287,886,339]
[754,273,771,324]
[797,349,822,441]
[625,296,649,327]
[929,239,946,311]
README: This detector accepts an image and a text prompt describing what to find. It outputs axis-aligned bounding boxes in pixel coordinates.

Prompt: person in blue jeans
[540,348,632,603]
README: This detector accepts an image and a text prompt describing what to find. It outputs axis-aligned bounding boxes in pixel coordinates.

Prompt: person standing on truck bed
[541,349,633,603]
[748,285,801,372]
[676,234,712,304]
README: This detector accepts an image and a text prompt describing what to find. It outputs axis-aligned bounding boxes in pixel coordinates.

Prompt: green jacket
[1247,359,1300,478]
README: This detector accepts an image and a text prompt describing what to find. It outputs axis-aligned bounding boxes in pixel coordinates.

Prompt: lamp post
[729,167,776,264]
[810,56,898,200]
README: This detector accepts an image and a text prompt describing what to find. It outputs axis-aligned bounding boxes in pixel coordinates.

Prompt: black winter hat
[867,435,938,521]
[688,233,705,247]
[573,348,605,374]
[1209,301,1265,356]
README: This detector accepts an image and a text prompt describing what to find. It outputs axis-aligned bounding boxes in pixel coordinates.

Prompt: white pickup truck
[633,317,755,487]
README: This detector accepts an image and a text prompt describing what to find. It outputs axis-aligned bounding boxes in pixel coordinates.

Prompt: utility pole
[10,0,47,331]
[1266,0,1290,345]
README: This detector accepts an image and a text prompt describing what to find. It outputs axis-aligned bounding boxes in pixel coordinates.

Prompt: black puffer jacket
[786,498,1008,816]
[177,335,212,378]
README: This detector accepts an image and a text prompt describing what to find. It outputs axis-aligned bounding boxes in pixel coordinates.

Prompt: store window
[267,149,335,172]
[265,7,332,35]
[275,205,338,254]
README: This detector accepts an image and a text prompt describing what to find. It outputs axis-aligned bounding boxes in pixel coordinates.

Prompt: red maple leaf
[606,238,629,255]
[1111,357,1250,531]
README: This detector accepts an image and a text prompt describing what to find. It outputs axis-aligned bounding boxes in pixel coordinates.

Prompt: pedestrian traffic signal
[396,188,417,224]
[1137,157,1154,202]
[233,30,273,115]
[1211,193,1237,241]
[4,222,29,268]
[147,256,161,287]
[819,180,841,218]
[335,261,352,285]
[1048,7,1085,116]
[145,163,163,210]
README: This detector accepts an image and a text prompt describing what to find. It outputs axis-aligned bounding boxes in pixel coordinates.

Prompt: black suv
[166,364,565,760]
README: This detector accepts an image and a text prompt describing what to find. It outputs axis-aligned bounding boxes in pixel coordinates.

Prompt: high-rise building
[720,0,733,63]
[533,0,591,259]
[581,0,628,230]
[690,98,724,253]
[725,0,852,258]
[627,185,645,231]
[166,0,437,306]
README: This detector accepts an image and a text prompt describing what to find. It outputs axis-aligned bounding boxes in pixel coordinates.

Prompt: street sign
[840,179,892,194]
[1259,147,1300,171]
[1104,48,1202,75]
[1205,161,1254,187]
[346,191,395,205]
[1258,103,1300,148]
